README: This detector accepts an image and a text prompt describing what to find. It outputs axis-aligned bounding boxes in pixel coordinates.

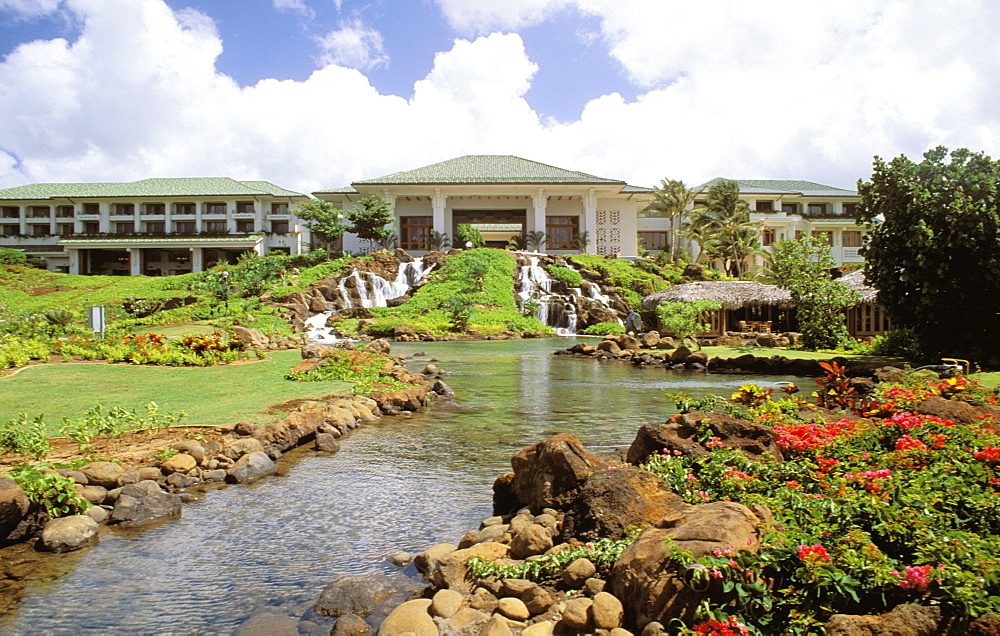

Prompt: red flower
[797,544,831,565]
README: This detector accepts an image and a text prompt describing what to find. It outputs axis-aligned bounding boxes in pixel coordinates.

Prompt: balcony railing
[62,231,261,239]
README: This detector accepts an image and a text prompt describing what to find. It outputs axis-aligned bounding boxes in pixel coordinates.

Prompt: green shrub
[0,335,50,368]
[10,464,90,517]
[0,247,27,265]
[569,254,668,308]
[286,349,406,395]
[869,328,922,359]
[0,413,51,460]
[583,322,625,336]
[59,402,186,452]
[455,224,485,248]
[545,265,583,288]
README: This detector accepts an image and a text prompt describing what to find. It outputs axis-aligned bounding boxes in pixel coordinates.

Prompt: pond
[0,338,798,634]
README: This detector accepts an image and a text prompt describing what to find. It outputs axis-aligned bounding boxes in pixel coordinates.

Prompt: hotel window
[2,224,18,236]
[762,228,776,246]
[755,200,774,212]
[807,203,827,216]
[782,203,800,214]
[271,221,289,234]
[56,205,74,218]
[83,203,100,215]
[2,206,19,218]
[175,203,195,215]
[84,221,100,233]
[638,231,668,252]
[842,230,862,247]
[236,201,255,214]
[205,202,226,215]
[400,216,432,250]
[58,223,74,236]
[29,206,50,218]
[546,216,579,250]
[146,221,165,233]
[145,203,165,215]
[32,224,49,236]
[113,203,134,216]
[175,221,196,233]
[236,219,255,233]
[205,221,227,232]
[116,222,134,233]
[271,202,288,215]
[811,230,833,246]
[842,203,858,216]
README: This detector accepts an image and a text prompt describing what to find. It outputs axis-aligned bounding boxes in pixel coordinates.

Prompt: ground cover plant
[364,248,549,336]
[630,370,1000,634]
[285,348,407,395]
[568,253,674,308]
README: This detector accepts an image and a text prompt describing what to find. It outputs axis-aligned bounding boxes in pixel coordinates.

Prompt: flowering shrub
[639,377,1000,633]
[51,331,250,366]
[285,349,406,395]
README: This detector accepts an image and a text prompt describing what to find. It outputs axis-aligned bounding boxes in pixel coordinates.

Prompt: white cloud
[316,19,389,70]
[273,0,313,18]
[0,0,62,18]
[2,0,1000,196]
[435,0,573,33]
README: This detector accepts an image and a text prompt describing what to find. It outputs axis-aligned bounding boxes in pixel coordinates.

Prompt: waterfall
[516,256,616,335]
[304,312,341,345]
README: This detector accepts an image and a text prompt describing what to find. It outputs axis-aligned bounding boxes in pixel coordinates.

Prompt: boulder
[562,558,597,588]
[510,523,553,559]
[233,612,299,636]
[609,502,769,627]
[916,395,1000,428]
[315,433,341,453]
[109,482,182,526]
[37,515,99,553]
[428,541,510,593]
[561,468,689,542]
[493,471,520,516]
[160,453,197,474]
[685,351,708,368]
[522,585,554,615]
[377,599,436,636]
[596,340,622,356]
[222,437,266,460]
[226,451,277,484]
[625,412,783,465]
[414,543,456,578]
[510,434,608,510]
[301,343,333,359]
[669,346,691,364]
[592,591,624,629]
[431,379,455,398]
[76,485,108,505]
[498,597,531,621]
[330,614,370,636]
[447,608,491,630]
[230,326,268,349]
[712,335,743,346]
[79,462,125,489]
[365,339,391,355]
[369,386,428,412]
[560,597,594,631]
[430,588,464,618]
[522,622,556,636]
[314,574,396,618]
[639,331,661,349]
[171,440,206,465]
[0,477,32,541]
[253,410,326,455]
[825,604,954,636]
[480,614,515,636]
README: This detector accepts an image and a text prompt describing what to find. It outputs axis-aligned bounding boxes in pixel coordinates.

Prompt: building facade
[315,155,654,257]
[0,178,310,274]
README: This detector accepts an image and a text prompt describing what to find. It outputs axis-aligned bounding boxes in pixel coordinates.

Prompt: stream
[0,339,797,634]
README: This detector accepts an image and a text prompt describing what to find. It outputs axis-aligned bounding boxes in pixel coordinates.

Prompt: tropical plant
[684,180,763,278]
[582,322,626,336]
[646,179,694,261]
[347,195,395,250]
[545,264,583,288]
[570,230,591,252]
[0,413,51,460]
[376,231,398,251]
[506,234,528,250]
[427,231,450,251]
[655,300,721,350]
[455,224,485,248]
[10,464,90,518]
[294,199,349,248]
[525,230,546,252]
[769,237,859,350]
[857,146,1000,365]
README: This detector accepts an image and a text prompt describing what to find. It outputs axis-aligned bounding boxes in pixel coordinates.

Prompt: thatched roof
[641,281,792,311]
[641,271,881,311]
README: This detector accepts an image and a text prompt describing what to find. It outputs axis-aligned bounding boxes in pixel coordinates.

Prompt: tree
[655,300,722,350]
[295,199,348,248]
[647,179,694,261]
[347,195,395,250]
[455,224,485,248]
[769,238,859,350]
[857,146,1000,363]
[684,180,762,278]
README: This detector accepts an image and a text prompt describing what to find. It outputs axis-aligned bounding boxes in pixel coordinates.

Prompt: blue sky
[1,0,999,194]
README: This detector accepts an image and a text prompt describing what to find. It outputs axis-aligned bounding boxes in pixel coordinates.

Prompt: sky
[1,0,999,195]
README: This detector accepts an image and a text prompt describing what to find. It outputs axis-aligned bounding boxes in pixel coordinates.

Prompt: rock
[233,612,299,636]
[685,351,708,368]
[79,462,125,489]
[639,331,661,349]
[37,515,99,553]
[641,622,666,636]
[119,466,164,486]
[469,587,499,613]
[560,597,593,631]
[108,483,182,526]
[498,597,530,621]
[172,440,206,464]
[57,469,88,484]
[226,451,277,484]
[377,599,436,635]
[510,434,608,510]
[502,579,536,597]
[0,477,34,544]
[253,410,326,455]
[596,340,622,356]
[160,453,197,474]
[825,604,948,635]
[493,472,520,516]
[315,433,341,453]
[429,542,510,593]
[562,558,597,588]
[165,473,199,490]
[430,588,464,618]
[669,346,691,364]
[873,366,907,383]
[393,325,417,338]
[301,343,332,360]
[583,578,606,596]
[510,523,553,559]
[916,395,1000,427]
[331,614,370,636]
[369,386,428,412]
[203,469,227,482]
[561,468,688,542]
[522,585,554,615]
[222,437,266,460]
[592,592,624,629]
[431,379,455,398]
[390,552,412,566]
[479,614,514,636]
[609,502,769,626]
[521,622,555,636]
[625,412,783,465]
[230,326,269,349]
[446,607,490,630]
[414,543,456,577]
[314,574,396,618]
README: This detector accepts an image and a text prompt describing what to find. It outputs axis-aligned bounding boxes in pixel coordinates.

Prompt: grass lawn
[0,350,353,435]
[670,345,904,364]
[972,371,1000,388]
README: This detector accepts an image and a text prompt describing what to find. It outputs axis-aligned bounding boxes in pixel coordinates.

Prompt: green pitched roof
[0,177,306,200]
[351,155,628,186]
[697,178,857,197]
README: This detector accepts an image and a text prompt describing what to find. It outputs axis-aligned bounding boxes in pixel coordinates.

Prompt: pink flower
[797,544,831,565]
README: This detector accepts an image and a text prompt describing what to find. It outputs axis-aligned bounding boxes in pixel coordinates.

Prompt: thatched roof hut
[640,280,792,312]
[837,269,879,303]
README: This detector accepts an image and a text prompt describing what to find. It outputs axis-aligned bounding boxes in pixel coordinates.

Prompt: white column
[195,204,203,232]
[128,248,141,276]
[432,188,446,235]
[190,247,204,272]
[133,202,141,233]
[532,188,546,234]
[68,249,80,275]
[49,208,57,234]
[18,206,26,235]
[99,203,110,233]
[584,189,598,255]
[164,202,172,233]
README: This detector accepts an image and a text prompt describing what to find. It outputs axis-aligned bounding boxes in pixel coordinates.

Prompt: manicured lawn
[0,350,352,435]
[676,345,904,364]
[972,371,1000,388]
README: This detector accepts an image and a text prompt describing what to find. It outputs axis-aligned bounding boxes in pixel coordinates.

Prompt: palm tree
[684,180,763,278]
[646,179,694,261]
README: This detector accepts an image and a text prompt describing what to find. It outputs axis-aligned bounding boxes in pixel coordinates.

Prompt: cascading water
[516,256,617,335]
[306,258,432,344]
